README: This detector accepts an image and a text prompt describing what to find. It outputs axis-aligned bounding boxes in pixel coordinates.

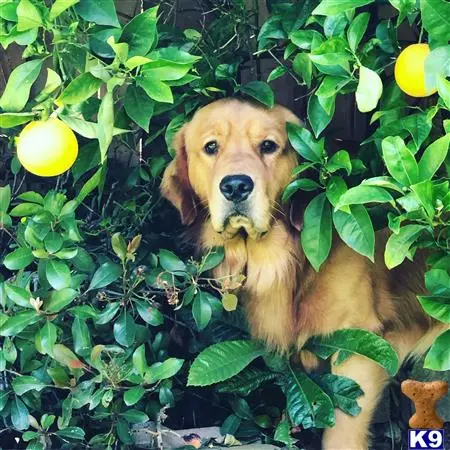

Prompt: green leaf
[3,247,34,270]
[0,59,44,112]
[120,409,149,424]
[188,340,265,386]
[124,386,145,406]
[333,205,375,261]
[158,249,186,272]
[49,0,79,21]
[9,203,44,216]
[17,191,44,205]
[132,344,147,376]
[287,122,324,163]
[95,302,120,325]
[44,232,63,254]
[326,150,352,175]
[384,224,427,269]
[267,66,287,83]
[88,261,122,291]
[0,112,35,128]
[97,91,114,162]
[313,0,374,15]
[326,176,348,208]
[120,6,158,57]
[424,46,450,91]
[284,365,334,428]
[192,290,212,331]
[12,375,46,396]
[199,247,225,273]
[35,322,57,355]
[46,260,71,290]
[5,284,32,308]
[135,301,164,326]
[437,75,450,108]
[10,397,29,430]
[289,30,324,50]
[301,194,332,271]
[113,311,136,347]
[0,185,11,212]
[417,296,450,323]
[111,233,127,262]
[347,12,370,52]
[16,0,42,31]
[145,358,184,384]
[136,76,173,103]
[420,0,450,45]
[308,94,335,137]
[124,85,154,132]
[58,73,102,105]
[306,329,399,376]
[72,316,91,356]
[382,137,419,186]
[418,134,450,181]
[0,311,41,336]
[335,185,394,210]
[274,420,295,447]
[424,329,450,370]
[45,288,78,313]
[217,367,277,396]
[356,66,383,113]
[316,374,363,416]
[240,81,274,108]
[51,344,83,368]
[324,13,348,38]
[54,427,85,440]
[75,0,119,27]
[282,179,321,203]
[35,69,62,103]
[292,53,312,88]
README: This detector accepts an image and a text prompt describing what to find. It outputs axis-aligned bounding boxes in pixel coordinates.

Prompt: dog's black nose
[219,175,254,203]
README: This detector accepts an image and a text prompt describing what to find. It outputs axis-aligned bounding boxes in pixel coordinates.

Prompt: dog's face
[161,99,301,239]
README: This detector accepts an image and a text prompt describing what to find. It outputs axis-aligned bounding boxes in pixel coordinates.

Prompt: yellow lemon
[17,118,78,177]
[394,43,437,97]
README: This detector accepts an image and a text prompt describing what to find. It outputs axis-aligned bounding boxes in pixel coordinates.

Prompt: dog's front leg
[322,354,389,450]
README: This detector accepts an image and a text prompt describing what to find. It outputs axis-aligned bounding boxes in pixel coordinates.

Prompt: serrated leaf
[188,340,265,386]
[306,329,399,376]
[284,364,334,428]
[217,367,277,396]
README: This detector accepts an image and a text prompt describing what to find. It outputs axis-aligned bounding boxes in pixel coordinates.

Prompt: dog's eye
[204,140,219,155]
[260,140,278,154]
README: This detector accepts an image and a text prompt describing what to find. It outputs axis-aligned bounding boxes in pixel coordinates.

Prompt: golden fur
[161,99,445,449]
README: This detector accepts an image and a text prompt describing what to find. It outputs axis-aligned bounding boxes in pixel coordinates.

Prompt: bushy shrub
[0,0,448,449]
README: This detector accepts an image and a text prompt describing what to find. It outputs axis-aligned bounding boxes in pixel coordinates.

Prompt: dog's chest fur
[199,221,397,352]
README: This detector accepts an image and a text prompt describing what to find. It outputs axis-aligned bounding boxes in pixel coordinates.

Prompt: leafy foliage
[0,0,449,448]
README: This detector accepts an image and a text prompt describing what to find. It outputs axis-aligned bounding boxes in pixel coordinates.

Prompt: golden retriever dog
[161,98,446,449]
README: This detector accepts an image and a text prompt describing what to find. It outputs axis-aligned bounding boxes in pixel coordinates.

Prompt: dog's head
[161,99,302,239]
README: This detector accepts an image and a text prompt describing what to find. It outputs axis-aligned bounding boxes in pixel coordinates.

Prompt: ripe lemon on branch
[394,43,437,98]
[16,118,78,177]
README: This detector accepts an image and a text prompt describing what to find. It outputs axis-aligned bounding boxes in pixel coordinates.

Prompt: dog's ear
[161,124,197,225]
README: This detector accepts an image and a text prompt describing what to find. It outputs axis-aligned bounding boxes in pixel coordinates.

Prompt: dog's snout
[219,174,254,203]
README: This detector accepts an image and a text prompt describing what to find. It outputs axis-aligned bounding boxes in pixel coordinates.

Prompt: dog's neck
[197,218,313,351]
